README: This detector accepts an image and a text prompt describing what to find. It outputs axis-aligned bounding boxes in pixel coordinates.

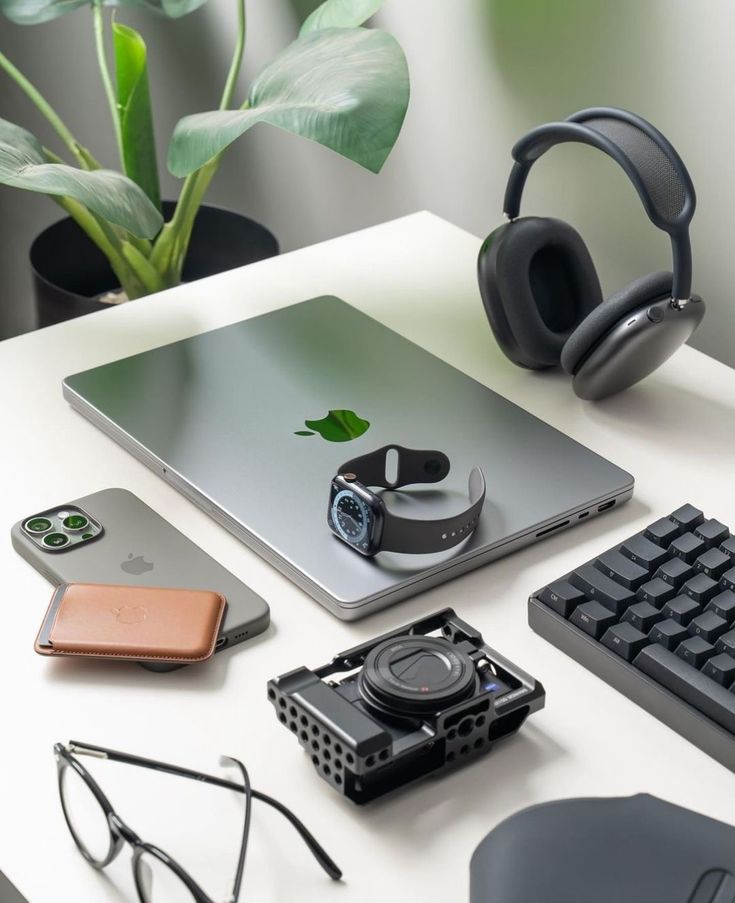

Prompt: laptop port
[598,500,615,512]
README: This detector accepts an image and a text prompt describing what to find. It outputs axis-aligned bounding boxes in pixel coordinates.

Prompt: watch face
[331,489,370,545]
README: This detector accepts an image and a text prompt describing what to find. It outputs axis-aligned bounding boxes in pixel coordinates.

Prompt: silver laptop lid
[63,297,633,615]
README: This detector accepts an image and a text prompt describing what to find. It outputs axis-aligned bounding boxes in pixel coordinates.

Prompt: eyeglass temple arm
[67,742,342,881]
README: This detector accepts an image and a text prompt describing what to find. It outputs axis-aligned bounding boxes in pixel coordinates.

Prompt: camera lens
[24,517,52,534]
[43,532,69,549]
[359,636,476,716]
[62,514,89,532]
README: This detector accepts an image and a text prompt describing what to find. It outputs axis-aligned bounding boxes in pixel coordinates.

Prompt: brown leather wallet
[34,583,227,664]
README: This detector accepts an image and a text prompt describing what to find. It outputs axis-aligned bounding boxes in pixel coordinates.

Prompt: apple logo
[112,606,148,624]
[121,553,154,575]
[294,409,370,442]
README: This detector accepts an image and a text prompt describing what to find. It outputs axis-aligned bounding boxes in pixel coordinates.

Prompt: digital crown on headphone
[477,107,705,400]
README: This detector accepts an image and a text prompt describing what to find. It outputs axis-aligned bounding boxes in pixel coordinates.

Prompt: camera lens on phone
[24,517,52,534]
[359,636,477,716]
[43,532,70,549]
[62,514,89,532]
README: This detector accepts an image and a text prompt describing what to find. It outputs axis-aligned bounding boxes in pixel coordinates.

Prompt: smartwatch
[328,444,486,557]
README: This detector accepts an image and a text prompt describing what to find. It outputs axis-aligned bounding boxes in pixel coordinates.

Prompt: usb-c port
[216,636,228,649]
[598,500,615,512]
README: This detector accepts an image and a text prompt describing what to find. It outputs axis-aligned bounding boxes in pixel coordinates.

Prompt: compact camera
[267,609,545,803]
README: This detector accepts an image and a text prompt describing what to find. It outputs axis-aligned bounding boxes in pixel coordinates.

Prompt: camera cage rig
[267,609,545,803]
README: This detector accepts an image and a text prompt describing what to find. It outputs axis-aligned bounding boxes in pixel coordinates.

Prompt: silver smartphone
[11,488,270,655]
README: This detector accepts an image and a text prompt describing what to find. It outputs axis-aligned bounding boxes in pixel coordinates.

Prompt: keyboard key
[634,643,735,734]
[715,629,735,656]
[676,636,715,669]
[669,533,706,564]
[661,595,701,625]
[702,653,735,687]
[601,622,649,662]
[538,580,586,618]
[682,574,719,604]
[570,601,617,639]
[720,536,735,560]
[620,534,669,573]
[707,590,735,622]
[654,558,693,589]
[688,611,728,643]
[594,550,649,589]
[649,618,689,651]
[645,517,680,547]
[570,564,635,616]
[636,578,676,608]
[622,601,661,633]
[721,567,735,593]
[695,519,730,548]
[670,504,705,532]
[694,548,731,580]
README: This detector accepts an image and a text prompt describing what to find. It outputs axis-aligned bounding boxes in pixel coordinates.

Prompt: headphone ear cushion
[478,217,603,369]
[560,271,674,375]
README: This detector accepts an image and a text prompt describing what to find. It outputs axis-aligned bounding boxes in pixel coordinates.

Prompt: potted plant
[0,0,410,326]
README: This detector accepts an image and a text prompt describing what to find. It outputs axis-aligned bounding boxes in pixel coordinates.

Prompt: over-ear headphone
[477,107,705,400]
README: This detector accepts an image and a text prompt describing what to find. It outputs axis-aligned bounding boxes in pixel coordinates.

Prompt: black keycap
[694,548,731,580]
[623,601,661,633]
[675,636,715,669]
[538,580,586,618]
[702,653,735,687]
[594,550,649,590]
[720,536,735,560]
[620,534,669,573]
[570,564,635,616]
[682,574,719,604]
[661,594,700,625]
[601,622,649,662]
[714,629,735,656]
[634,643,735,734]
[649,618,689,651]
[570,601,617,639]
[645,517,680,547]
[695,518,730,549]
[669,532,707,564]
[669,504,705,532]
[636,578,676,608]
[707,590,735,622]
[721,567,735,593]
[654,558,693,589]
[688,611,728,643]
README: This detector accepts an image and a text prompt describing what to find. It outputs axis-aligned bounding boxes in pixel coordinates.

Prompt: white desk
[2,212,735,902]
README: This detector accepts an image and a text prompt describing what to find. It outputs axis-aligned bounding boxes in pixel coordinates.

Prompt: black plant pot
[30,201,279,329]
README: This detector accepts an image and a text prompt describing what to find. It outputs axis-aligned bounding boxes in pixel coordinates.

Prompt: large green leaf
[0,118,162,237]
[168,27,409,177]
[300,0,383,35]
[114,21,161,210]
[0,0,207,25]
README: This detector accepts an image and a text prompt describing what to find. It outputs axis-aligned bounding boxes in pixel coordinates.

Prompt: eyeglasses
[54,741,342,902]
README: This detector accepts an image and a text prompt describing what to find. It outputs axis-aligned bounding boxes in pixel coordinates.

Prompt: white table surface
[2,211,735,902]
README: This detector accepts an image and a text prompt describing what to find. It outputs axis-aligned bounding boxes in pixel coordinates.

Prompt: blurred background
[0,0,732,367]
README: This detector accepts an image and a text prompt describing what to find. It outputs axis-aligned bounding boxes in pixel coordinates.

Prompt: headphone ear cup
[478,217,603,369]
[560,271,674,375]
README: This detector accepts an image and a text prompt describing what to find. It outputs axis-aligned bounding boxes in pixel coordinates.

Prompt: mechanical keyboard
[529,504,735,770]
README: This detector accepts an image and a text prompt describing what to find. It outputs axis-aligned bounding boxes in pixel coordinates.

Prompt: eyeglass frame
[54,740,342,903]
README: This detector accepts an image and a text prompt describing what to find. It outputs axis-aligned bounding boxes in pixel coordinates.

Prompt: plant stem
[220,0,247,110]
[0,50,99,169]
[92,1,123,166]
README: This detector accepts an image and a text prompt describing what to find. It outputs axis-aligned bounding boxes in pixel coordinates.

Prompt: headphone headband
[502,107,696,301]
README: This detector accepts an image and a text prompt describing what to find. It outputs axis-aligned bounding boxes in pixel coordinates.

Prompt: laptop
[63,296,633,620]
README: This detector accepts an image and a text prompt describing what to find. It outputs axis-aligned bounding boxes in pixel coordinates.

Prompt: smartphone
[11,488,270,655]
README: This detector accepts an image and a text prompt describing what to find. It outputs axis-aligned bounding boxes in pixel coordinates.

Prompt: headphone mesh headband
[583,117,687,223]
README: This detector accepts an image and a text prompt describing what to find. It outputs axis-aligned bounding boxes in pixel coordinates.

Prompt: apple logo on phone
[113,605,148,624]
[121,553,154,575]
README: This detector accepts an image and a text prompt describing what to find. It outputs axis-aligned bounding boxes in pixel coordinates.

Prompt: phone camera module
[43,532,70,549]
[62,513,89,532]
[24,517,52,535]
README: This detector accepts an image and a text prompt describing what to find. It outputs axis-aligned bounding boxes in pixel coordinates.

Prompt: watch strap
[339,444,450,489]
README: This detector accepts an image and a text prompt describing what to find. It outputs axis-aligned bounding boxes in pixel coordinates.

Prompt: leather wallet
[34,583,227,664]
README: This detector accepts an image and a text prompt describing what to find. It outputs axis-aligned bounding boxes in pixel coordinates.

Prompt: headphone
[477,107,705,400]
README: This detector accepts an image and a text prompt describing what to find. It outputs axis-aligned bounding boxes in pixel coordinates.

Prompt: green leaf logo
[295,409,370,442]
